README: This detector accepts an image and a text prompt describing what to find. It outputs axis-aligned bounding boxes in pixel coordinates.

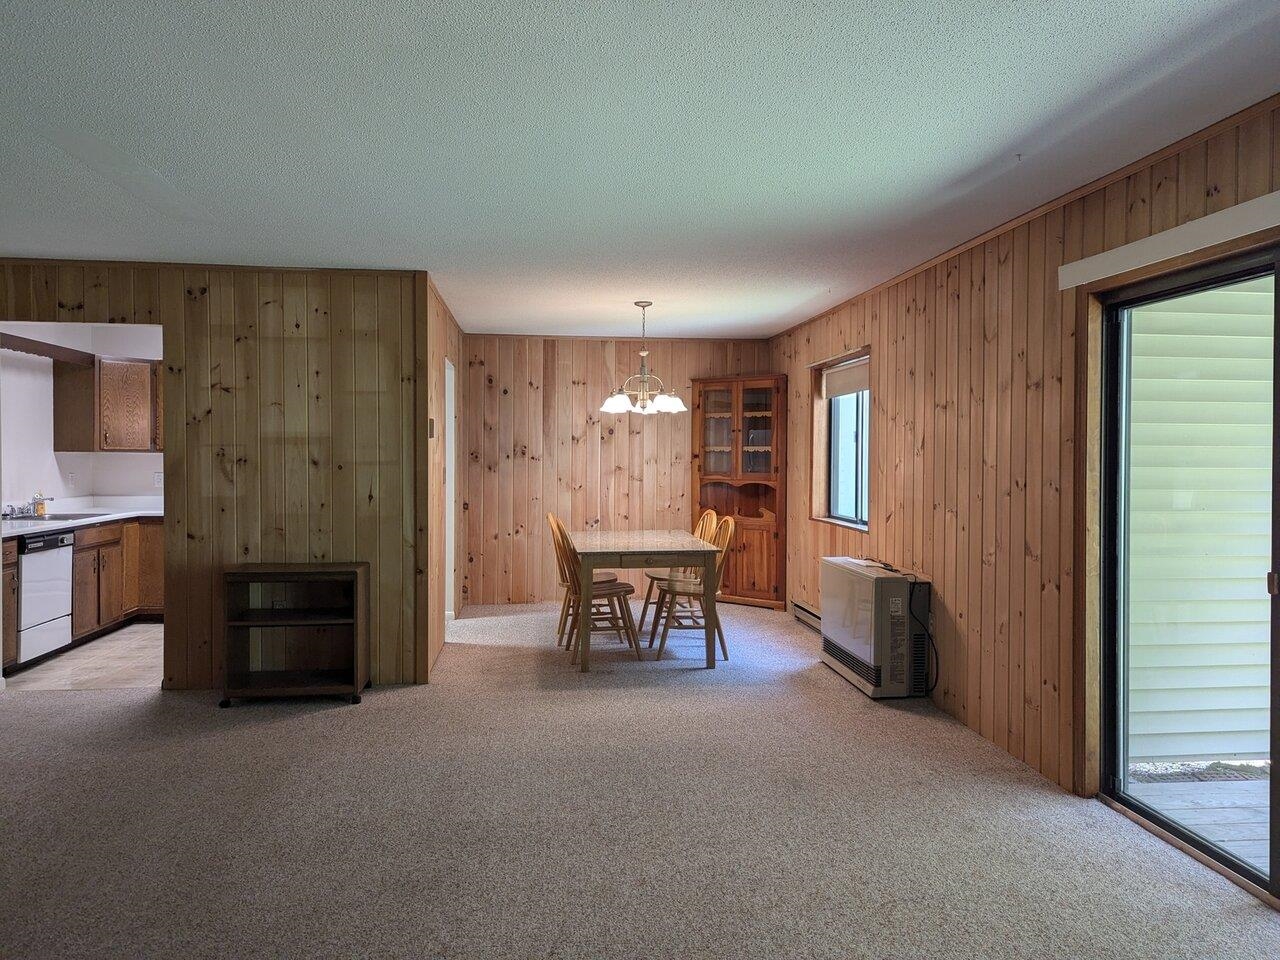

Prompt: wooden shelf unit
[221,563,370,706]
[691,374,786,609]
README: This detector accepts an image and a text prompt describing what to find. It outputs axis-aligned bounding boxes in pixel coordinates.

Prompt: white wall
[1,323,163,507]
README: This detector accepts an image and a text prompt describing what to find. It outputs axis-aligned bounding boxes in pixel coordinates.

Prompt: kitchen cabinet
[73,523,126,639]
[54,356,162,453]
[3,538,17,668]
[72,548,99,638]
[99,359,152,450]
[98,541,124,624]
[122,518,164,615]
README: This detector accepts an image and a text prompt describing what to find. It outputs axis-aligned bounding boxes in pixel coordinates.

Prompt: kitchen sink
[30,513,108,521]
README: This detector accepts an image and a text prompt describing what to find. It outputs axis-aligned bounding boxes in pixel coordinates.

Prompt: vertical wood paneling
[0,259,436,687]
[767,99,1280,791]
[460,336,770,602]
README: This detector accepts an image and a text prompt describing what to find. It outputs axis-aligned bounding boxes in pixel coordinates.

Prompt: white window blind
[822,356,869,398]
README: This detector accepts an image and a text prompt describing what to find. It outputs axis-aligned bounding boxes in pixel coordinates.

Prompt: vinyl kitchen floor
[4,622,163,691]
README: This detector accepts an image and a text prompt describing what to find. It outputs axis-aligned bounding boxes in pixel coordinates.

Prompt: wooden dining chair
[649,516,735,661]
[637,508,717,632]
[546,513,618,646]
[547,515,641,660]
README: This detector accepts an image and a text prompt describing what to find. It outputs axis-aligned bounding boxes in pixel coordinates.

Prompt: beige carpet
[0,602,1276,959]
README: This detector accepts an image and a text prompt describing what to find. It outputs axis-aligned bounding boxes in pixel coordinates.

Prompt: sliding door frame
[1099,244,1280,899]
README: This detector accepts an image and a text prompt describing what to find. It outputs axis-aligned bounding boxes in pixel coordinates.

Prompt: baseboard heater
[791,600,821,632]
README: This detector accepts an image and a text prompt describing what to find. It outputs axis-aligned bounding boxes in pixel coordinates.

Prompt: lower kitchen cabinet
[72,548,101,638]
[99,541,124,625]
[3,539,18,668]
[73,523,127,640]
[123,518,164,615]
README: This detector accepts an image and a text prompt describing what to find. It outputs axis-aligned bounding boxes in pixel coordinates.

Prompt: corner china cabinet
[691,374,786,608]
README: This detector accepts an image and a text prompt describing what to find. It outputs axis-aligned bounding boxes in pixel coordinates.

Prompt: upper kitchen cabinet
[54,356,163,453]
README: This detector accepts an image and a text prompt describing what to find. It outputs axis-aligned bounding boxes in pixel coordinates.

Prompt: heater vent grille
[822,637,881,687]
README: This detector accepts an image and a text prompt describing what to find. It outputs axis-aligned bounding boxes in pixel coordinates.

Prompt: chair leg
[567,601,581,659]
[556,589,571,646]
[620,598,642,660]
[656,592,677,659]
[716,618,728,661]
[648,588,667,648]
[609,596,627,643]
[638,577,656,632]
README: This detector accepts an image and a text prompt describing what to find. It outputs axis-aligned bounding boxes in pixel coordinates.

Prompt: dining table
[568,529,721,672]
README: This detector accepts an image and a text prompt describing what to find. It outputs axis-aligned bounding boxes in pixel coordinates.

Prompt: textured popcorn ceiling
[1,1,1278,337]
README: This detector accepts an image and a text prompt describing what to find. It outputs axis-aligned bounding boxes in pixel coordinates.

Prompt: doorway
[444,357,457,620]
[1103,248,1277,896]
[1,321,165,691]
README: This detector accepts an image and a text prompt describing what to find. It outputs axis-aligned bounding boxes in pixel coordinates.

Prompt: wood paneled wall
[771,94,1280,792]
[0,259,449,687]
[459,335,770,604]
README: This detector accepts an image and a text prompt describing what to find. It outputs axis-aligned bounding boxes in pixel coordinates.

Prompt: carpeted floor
[1,603,1276,959]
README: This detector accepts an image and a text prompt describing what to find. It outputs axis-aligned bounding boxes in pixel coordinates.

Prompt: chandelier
[600,301,689,415]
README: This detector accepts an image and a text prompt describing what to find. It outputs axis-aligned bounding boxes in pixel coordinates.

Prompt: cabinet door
[138,521,165,612]
[738,379,778,478]
[99,359,153,451]
[122,522,141,615]
[72,549,100,638]
[698,382,736,478]
[3,565,18,667]
[98,542,124,626]
[729,527,778,601]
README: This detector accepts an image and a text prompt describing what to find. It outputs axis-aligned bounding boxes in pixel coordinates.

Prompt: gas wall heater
[819,557,930,699]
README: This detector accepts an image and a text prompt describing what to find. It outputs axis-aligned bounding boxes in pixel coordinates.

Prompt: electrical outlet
[153,472,164,488]
[67,472,76,486]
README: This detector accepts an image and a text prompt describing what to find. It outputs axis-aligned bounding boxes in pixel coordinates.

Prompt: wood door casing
[98,541,124,625]
[72,548,99,638]
[99,358,153,451]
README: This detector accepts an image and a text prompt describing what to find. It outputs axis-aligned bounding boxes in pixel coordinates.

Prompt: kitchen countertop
[1,509,163,539]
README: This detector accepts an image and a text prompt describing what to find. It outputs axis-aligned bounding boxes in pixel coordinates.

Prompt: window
[817,355,870,527]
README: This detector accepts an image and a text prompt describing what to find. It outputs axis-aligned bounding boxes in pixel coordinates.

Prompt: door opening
[444,357,457,620]
[1102,249,1277,896]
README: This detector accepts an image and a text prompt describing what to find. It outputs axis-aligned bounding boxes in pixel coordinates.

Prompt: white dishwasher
[18,530,74,663]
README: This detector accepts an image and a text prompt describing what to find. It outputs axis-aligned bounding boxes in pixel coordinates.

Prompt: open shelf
[226,608,355,627]
[225,669,355,697]
[222,562,369,706]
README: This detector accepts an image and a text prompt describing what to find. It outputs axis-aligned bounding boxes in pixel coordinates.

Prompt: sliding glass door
[1105,250,1277,896]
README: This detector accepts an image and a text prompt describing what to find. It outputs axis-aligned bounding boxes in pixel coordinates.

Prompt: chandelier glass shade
[600,301,689,415]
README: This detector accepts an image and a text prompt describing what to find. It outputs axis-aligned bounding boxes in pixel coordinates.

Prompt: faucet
[3,497,44,519]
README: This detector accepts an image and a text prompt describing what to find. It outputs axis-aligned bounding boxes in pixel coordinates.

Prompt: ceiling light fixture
[600,301,688,415]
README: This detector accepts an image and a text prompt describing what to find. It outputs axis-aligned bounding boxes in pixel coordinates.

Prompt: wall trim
[1059,190,1280,290]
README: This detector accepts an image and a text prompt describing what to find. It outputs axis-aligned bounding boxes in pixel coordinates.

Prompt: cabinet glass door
[702,385,734,476]
[740,384,774,475]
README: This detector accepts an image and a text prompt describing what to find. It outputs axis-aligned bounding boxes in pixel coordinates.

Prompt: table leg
[578,556,595,672]
[702,554,717,669]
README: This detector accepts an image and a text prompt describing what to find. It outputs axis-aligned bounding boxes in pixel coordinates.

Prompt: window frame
[810,348,871,533]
